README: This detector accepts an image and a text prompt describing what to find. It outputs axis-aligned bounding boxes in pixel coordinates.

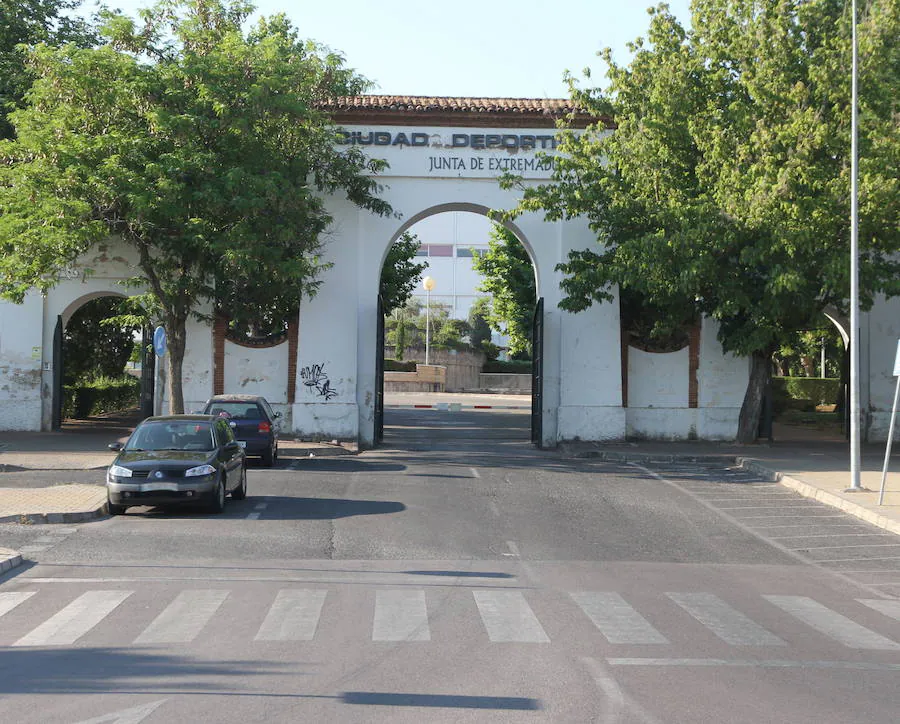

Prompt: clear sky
[98,0,693,98]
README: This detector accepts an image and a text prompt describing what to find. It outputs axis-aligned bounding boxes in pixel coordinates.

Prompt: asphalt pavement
[1,399,899,571]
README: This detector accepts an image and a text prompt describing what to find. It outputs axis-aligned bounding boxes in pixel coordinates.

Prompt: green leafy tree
[0,0,98,140]
[504,1,899,442]
[380,232,429,315]
[63,297,141,384]
[472,224,536,357]
[467,297,493,352]
[0,0,391,413]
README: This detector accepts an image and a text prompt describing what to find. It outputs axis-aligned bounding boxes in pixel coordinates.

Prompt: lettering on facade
[336,130,559,151]
[427,156,556,173]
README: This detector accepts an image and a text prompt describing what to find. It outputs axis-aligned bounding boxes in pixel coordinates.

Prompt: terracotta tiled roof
[323,96,578,114]
[322,95,603,129]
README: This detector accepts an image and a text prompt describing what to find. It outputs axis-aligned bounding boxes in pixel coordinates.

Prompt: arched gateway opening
[375,206,540,449]
[286,96,629,450]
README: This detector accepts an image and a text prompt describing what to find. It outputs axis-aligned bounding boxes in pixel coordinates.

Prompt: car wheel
[231,463,247,500]
[107,497,126,516]
[208,476,226,514]
[262,444,275,468]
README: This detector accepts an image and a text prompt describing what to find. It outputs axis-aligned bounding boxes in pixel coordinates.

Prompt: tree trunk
[166,316,187,414]
[736,348,773,444]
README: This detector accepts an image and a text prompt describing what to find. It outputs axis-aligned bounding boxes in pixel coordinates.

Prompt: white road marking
[857,599,900,621]
[607,658,900,671]
[572,592,668,644]
[470,467,480,479]
[790,543,900,550]
[14,590,132,646]
[246,512,261,520]
[769,533,894,539]
[764,595,900,650]
[255,589,327,641]
[17,545,49,554]
[373,589,430,641]
[582,656,665,724]
[667,592,785,646]
[134,590,228,644]
[254,502,268,510]
[73,699,168,724]
[505,541,520,557]
[0,591,35,618]
[473,590,549,643]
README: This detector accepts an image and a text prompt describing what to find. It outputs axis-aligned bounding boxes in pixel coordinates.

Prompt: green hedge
[482,359,532,374]
[384,359,417,372]
[63,375,140,419]
[771,377,840,414]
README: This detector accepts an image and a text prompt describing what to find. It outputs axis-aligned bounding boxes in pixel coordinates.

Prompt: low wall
[386,347,484,392]
[478,373,531,393]
[384,365,446,392]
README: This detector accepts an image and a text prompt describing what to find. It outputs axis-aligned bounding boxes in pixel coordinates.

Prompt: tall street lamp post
[848,0,862,492]
[423,276,435,365]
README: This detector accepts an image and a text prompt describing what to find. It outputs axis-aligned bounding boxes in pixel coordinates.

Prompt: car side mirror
[108,442,124,451]
[226,441,240,451]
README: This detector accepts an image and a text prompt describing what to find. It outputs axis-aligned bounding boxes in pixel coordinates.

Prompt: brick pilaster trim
[213,315,226,396]
[287,318,299,404]
[688,323,701,408]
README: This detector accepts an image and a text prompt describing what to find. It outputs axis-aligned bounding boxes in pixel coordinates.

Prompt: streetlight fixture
[423,276,435,365]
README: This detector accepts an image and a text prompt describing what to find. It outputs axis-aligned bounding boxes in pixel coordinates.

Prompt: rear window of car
[205,401,262,419]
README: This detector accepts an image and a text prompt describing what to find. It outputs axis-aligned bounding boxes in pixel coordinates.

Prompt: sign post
[152,326,166,417]
[878,339,900,505]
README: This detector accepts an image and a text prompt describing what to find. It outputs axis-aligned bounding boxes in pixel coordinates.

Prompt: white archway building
[1,97,897,445]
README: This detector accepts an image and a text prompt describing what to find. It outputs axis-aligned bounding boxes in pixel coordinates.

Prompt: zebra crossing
[0,585,898,652]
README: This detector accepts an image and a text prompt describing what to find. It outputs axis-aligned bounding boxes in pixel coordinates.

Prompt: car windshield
[126,422,215,452]
[205,401,262,420]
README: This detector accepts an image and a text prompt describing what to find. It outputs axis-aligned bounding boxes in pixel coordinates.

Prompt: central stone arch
[288,97,627,448]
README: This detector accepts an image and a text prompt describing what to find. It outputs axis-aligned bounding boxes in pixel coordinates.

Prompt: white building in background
[404,211,509,347]
[406,211,491,318]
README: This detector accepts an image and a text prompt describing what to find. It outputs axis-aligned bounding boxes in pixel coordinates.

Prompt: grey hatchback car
[201,394,281,467]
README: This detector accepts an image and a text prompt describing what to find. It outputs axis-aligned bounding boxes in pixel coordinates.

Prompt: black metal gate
[51,315,63,430]
[139,326,155,419]
[531,297,544,446]
[375,295,385,444]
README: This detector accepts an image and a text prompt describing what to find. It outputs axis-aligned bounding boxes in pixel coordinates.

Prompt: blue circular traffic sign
[153,326,167,357]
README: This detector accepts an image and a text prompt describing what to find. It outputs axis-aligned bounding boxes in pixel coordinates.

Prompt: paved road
[0,409,898,723]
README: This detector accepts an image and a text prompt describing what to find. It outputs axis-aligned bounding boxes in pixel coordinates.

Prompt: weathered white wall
[223,340,290,405]
[625,318,748,440]
[626,346,690,440]
[0,291,44,430]
[697,318,747,440]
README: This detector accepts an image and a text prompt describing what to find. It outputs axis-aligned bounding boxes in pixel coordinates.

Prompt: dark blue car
[202,394,281,467]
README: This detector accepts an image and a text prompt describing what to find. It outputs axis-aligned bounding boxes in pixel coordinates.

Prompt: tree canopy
[0,0,391,412]
[503,0,899,441]
[0,0,98,139]
[380,232,429,315]
[471,224,536,358]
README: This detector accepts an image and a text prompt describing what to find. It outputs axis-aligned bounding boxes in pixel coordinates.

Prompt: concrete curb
[0,547,23,575]
[566,447,900,538]
[0,505,107,526]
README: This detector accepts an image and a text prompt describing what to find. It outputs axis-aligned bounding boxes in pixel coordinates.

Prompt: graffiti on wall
[300,363,337,400]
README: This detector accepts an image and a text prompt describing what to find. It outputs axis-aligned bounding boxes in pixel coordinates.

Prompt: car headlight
[185,464,216,477]
[108,465,133,479]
